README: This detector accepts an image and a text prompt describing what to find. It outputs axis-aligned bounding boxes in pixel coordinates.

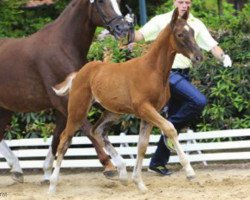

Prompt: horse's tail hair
[52,72,77,96]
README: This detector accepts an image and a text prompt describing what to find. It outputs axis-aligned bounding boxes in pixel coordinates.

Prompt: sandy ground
[0,163,250,200]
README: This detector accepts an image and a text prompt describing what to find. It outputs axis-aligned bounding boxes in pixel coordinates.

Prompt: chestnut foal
[50,8,203,193]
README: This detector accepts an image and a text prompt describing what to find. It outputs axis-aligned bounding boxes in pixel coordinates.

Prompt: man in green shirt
[132,0,232,175]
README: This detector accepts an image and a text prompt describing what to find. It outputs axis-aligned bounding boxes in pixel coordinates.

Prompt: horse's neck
[145,26,176,84]
[53,0,96,59]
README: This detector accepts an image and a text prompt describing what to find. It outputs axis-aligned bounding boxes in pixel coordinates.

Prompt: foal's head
[170,8,203,64]
[90,0,131,39]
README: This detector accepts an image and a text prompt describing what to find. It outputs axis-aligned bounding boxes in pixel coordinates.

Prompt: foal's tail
[52,72,77,96]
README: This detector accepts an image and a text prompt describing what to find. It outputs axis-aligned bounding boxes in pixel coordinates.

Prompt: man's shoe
[148,165,172,176]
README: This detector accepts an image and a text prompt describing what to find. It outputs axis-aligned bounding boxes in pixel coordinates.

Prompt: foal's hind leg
[132,120,153,192]
[92,111,128,182]
[49,120,84,193]
[0,108,23,183]
[139,103,195,179]
[49,89,93,193]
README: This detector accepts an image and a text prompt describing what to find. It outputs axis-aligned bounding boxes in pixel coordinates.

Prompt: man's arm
[211,45,224,61]
[134,31,145,42]
[211,45,232,67]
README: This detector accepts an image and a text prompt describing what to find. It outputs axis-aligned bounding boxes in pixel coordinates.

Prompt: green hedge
[87,1,250,134]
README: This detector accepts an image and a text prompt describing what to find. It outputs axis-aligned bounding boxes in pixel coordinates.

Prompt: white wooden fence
[0,129,250,169]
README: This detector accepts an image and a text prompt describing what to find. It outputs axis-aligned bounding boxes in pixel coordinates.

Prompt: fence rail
[0,129,250,169]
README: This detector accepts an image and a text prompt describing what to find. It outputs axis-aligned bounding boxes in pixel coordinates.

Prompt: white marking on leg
[171,137,195,178]
[132,157,148,192]
[48,155,63,194]
[162,120,195,178]
[43,146,55,181]
[0,140,22,173]
[131,120,151,192]
[110,0,122,16]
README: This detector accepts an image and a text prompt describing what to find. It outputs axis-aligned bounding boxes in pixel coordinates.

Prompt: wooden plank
[1,151,250,169]
[5,129,250,147]
[1,140,250,159]
[0,146,156,159]
[182,140,250,151]
[178,129,250,141]
[0,160,103,169]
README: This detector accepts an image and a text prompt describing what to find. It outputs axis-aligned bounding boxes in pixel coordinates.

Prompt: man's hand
[125,13,135,24]
[211,46,232,68]
[127,42,136,51]
[97,29,110,41]
[223,54,232,67]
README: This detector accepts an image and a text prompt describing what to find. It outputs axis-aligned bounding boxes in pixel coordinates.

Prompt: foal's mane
[144,23,172,57]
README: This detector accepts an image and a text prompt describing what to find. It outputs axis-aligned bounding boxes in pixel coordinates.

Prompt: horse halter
[92,0,124,37]
[90,0,135,44]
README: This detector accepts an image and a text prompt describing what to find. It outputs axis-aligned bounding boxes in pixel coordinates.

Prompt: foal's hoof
[12,172,24,183]
[187,175,196,181]
[120,178,129,186]
[138,183,148,193]
[119,178,128,186]
[48,186,56,195]
[103,170,118,179]
[40,179,50,185]
[185,167,196,180]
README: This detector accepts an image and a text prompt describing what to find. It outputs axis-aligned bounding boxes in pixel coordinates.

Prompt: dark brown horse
[0,0,131,183]
[50,8,203,193]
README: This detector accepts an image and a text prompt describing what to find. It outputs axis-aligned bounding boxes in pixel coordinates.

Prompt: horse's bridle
[93,0,123,36]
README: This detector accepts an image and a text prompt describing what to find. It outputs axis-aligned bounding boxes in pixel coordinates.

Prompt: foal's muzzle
[190,52,203,65]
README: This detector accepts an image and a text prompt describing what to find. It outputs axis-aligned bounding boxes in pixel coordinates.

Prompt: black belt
[171,68,190,74]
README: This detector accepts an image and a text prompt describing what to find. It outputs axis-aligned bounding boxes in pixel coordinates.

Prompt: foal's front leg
[139,103,195,179]
[132,120,153,192]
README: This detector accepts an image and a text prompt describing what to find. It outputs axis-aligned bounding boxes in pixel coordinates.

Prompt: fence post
[186,129,208,166]
[119,132,135,159]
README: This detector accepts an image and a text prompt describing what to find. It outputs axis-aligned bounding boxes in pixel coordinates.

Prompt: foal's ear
[170,8,179,28]
[182,9,189,20]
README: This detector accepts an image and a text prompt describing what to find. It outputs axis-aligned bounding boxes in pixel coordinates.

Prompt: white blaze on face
[184,25,190,31]
[110,0,122,16]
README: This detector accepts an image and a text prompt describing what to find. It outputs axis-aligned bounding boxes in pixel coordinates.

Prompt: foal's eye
[177,33,184,38]
[98,0,104,3]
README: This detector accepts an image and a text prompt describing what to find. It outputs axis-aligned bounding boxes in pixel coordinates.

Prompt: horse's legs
[0,108,23,183]
[81,117,117,178]
[92,111,128,182]
[139,103,195,179]
[49,88,93,193]
[42,111,66,184]
[132,120,152,192]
